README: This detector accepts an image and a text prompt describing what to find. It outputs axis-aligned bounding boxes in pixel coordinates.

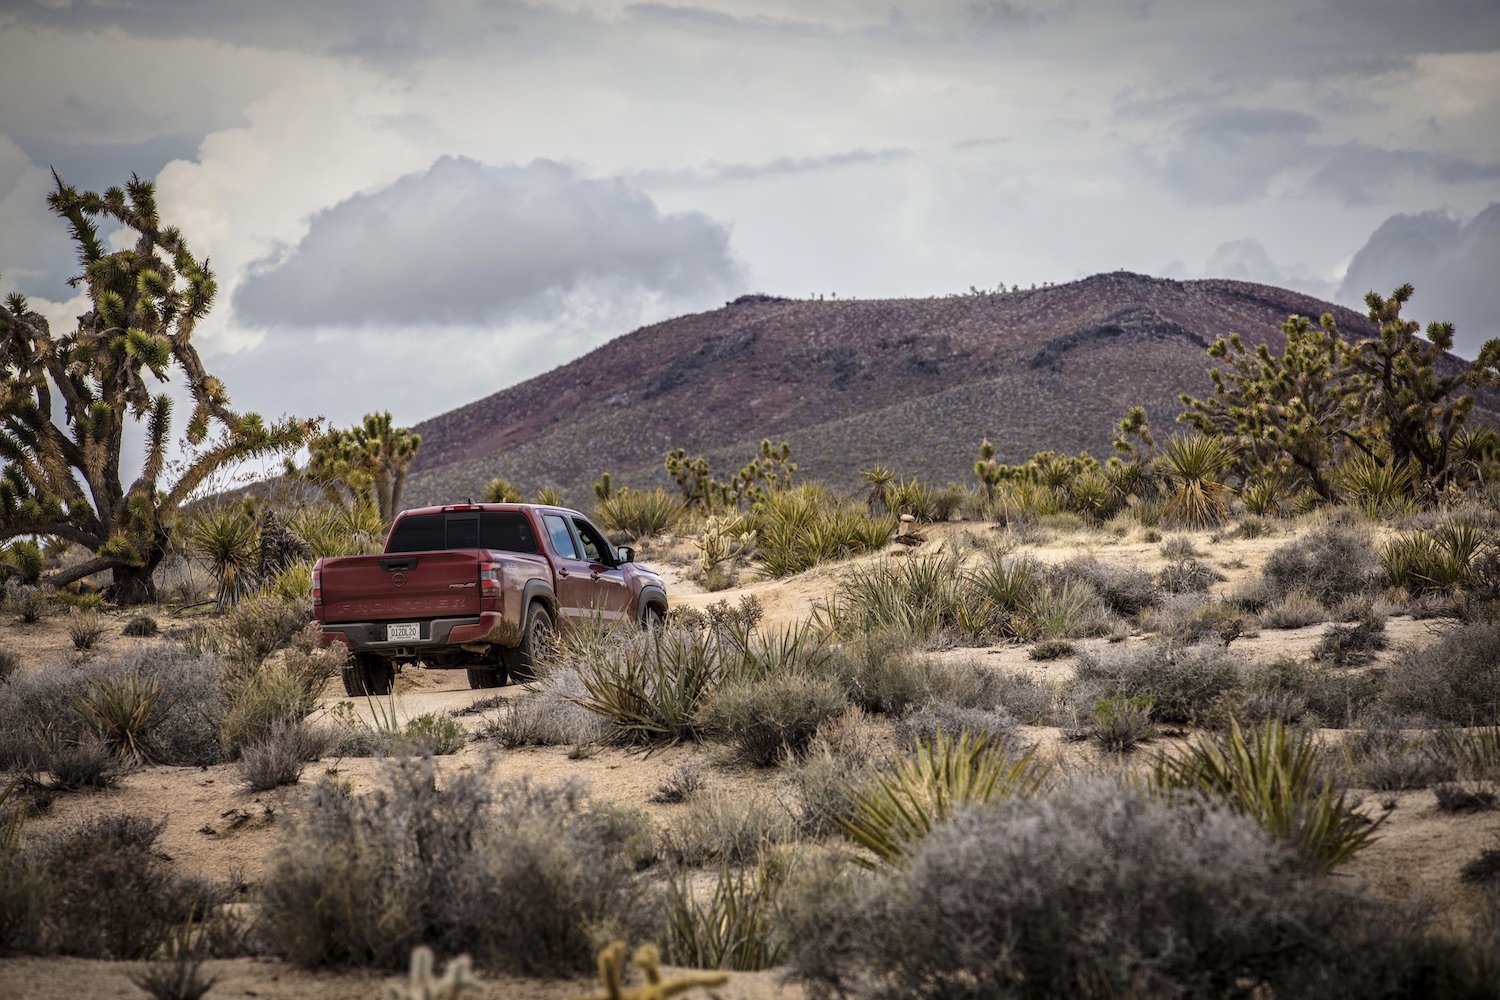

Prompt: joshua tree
[0,174,312,603]
[1179,315,1365,501]
[300,411,420,523]
[482,476,521,503]
[1343,284,1500,493]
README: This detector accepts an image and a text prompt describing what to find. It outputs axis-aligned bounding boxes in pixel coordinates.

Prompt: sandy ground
[2,518,1496,998]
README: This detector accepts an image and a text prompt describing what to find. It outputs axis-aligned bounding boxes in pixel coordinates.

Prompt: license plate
[386,622,420,642]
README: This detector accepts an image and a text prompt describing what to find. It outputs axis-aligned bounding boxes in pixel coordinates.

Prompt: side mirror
[616,545,635,564]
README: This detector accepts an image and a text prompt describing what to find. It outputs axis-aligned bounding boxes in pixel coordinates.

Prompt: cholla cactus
[385,946,481,1000]
[572,941,727,1000]
[697,513,754,574]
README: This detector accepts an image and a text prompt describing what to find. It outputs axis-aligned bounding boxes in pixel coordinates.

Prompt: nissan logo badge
[391,572,407,587]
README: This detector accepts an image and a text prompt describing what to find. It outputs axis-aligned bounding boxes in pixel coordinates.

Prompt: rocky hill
[403,272,1500,504]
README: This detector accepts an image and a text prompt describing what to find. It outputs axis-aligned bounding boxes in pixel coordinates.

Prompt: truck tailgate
[320,551,482,622]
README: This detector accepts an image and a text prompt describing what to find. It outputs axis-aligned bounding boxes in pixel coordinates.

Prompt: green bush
[755,485,894,578]
[399,713,467,756]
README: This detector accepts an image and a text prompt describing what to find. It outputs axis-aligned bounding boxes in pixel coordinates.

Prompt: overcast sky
[2,0,1498,439]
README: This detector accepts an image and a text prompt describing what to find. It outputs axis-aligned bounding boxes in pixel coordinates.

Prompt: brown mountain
[403,271,1500,504]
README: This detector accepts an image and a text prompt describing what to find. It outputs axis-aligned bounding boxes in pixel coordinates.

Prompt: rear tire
[467,664,507,689]
[505,604,554,682]
[342,654,395,697]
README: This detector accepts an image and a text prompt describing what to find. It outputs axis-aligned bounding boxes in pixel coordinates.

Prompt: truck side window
[385,513,445,553]
[572,518,612,565]
[446,516,480,549]
[480,511,537,553]
[543,514,579,559]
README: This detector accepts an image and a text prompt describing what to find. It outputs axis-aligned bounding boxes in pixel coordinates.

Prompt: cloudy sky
[2,0,1498,439]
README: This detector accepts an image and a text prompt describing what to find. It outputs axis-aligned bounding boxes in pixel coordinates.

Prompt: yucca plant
[596,487,686,539]
[2,539,44,583]
[663,855,790,971]
[482,476,522,503]
[965,555,1035,634]
[1381,522,1487,594]
[1149,718,1380,873]
[1020,580,1105,640]
[1241,478,1281,517]
[1159,435,1234,529]
[189,502,260,606]
[886,478,935,522]
[572,627,729,746]
[816,553,966,639]
[861,465,896,515]
[1337,454,1418,516]
[77,671,166,762]
[840,731,1051,866]
[1065,469,1117,522]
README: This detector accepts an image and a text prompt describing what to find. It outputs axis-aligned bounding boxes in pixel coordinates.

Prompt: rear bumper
[319,611,515,652]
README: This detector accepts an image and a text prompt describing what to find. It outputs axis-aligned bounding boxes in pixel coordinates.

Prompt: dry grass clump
[67,609,107,650]
[1312,614,1388,667]
[817,551,1114,645]
[482,667,606,749]
[661,790,797,867]
[1380,622,1500,725]
[664,854,789,972]
[211,595,313,667]
[788,781,1418,999]
[649,762,707,804]
[122,613,160,637]
[1259,590,1328,629]
[1028,638,1075,661]
[1070,644,1241,726]
[1158,558,1223,595]
[260,760,657,975]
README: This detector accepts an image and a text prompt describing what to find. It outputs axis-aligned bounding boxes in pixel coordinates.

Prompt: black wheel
[467,664,506,689]
[343,653,394,697]
[642,603,666,631]
[505,604,553,682]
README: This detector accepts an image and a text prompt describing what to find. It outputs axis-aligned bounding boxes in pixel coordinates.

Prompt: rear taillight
[480,561,501,598]
[312,564,322,607]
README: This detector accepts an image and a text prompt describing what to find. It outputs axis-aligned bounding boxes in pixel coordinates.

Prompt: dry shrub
[213,595,313,667]
[1071,644,1242,726]
[1381,622,1500,725]
[1240,659,1381,731]
[237,719,329,791]
[122,613,160,638]
[1050,557,1158,617]
[1028,639,1075,661]
[259,759,657,974]
[895,701,1020,752]
[788,782,1400,999]
[649,763,707,804]
[221,639,342,755]
[0,646,229,775]
[1158,559,1223,595]
[30,813,224,959]
[1262,521,1380,608]
[1313,616,1388,668]
[699,674,848,766]
[68,610,107,650]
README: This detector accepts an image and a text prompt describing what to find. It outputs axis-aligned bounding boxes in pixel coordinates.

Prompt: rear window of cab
[385,511,538,554]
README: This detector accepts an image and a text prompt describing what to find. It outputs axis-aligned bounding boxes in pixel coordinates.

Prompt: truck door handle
[590,570,602,580]
[558,568,570,578]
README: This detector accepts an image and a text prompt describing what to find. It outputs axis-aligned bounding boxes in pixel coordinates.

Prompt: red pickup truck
[314,502,668,696]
